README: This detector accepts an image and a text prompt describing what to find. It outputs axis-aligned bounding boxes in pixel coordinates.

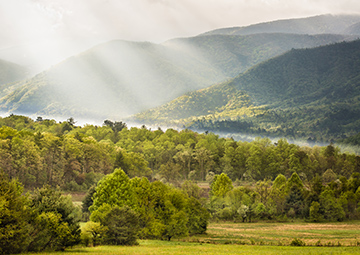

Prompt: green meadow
[24,221,360,255]
[25,240,360,255]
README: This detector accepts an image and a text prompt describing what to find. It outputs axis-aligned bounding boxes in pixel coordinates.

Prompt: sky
[1,0,360,72]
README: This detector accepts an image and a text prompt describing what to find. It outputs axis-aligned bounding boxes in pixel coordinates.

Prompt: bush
[81,221,107,247]
[290,238,306,246]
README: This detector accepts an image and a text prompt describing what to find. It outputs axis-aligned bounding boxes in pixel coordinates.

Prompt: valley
[2,11,360,255]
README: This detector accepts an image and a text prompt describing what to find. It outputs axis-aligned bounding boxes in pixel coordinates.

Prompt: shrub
[290,238,306,246]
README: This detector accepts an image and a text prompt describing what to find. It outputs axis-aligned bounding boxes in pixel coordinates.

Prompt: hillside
[0,33,350,120]
[134,40,360,142]
[0,59,29,96]
[202,14,360,36]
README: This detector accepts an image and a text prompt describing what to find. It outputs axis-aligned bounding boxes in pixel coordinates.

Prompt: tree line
[209,171,360,222]
[0,115,360,191]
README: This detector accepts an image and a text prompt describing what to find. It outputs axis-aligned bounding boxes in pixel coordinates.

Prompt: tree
[322,169,337,183]
[255,179,272,203]
[101,206,139,245]
[29,185,81,251]
[211,173,233,197]
[269,174,287,215]
[0,172,31,254]
[285,185,304,218]
[81,221,107,247]
[28,212,76,252]
[90,168,135,213]
[194,147,213,181]
[309,201,322,222]
[164,210,188,241]
[185,197,209,235]
[319,187,345,221]
[286,172,304,192]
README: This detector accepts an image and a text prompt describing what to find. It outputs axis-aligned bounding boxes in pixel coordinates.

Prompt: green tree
[90,168,135,213]
[285,185,304,218]
[185,197,209,235]
[28,212,75,252]
[309,201,322,222]
[81,221,107,247]
[211,173,233,197]
[164,210,188,241]
[0,173,31,254]
[319,187,345,221]
[29,185,81,251]
[101,206,139,245]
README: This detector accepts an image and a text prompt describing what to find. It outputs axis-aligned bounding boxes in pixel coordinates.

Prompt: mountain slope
[202,14,360,36]
[0,40,224,119]
[0,33,351,120]
[134,40,360,141]
[0,59,29,96]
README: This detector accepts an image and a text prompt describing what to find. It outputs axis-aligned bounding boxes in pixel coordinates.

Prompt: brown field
[183,221,360,246]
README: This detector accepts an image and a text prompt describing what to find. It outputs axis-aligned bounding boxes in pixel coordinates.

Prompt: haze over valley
[1,1,360,144]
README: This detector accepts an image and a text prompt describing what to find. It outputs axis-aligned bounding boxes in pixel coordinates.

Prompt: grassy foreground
[26,221,360,254]
[28,240,360,255]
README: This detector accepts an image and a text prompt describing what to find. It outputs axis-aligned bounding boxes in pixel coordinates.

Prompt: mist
[1,0,360,72]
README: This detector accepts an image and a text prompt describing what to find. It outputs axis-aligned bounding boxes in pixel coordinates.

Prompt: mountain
[0,58,29,102]
[0,58,28,87]
[134,40,360,142]
[0,33,351,120]
[0,40,224,119]
[202,14,360,36]
[164,33,353,79]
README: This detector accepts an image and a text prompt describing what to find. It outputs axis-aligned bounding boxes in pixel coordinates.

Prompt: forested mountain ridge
[202,14,360,36]
[0,33,354,120]
[134,40,360,142]
[0,58,29,97]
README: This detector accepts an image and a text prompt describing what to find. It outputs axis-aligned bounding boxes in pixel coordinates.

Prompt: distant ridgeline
[134,40,360,144]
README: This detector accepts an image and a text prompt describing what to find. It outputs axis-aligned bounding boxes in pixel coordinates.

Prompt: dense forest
[1,114,360,190]
[2,114,360,253]
[0,114,359,190]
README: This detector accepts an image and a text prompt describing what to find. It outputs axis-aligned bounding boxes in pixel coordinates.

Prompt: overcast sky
[1,0,360,71]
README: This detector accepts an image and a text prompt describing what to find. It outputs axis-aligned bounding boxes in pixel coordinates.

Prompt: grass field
[27,240,360,255]
[183,221,360,246]
[23,221,360,254]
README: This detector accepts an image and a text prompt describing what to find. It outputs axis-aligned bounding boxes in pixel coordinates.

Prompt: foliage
[89,171,209,242]
[0,172,31,255]
[81,221,107,247]
[28,185,81,251]
[290,238,306,246]
[0,173,82,254]
[210,173,233,197]
[101,206,139,245]
[2,115,360,224]
[90,168,135,214]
